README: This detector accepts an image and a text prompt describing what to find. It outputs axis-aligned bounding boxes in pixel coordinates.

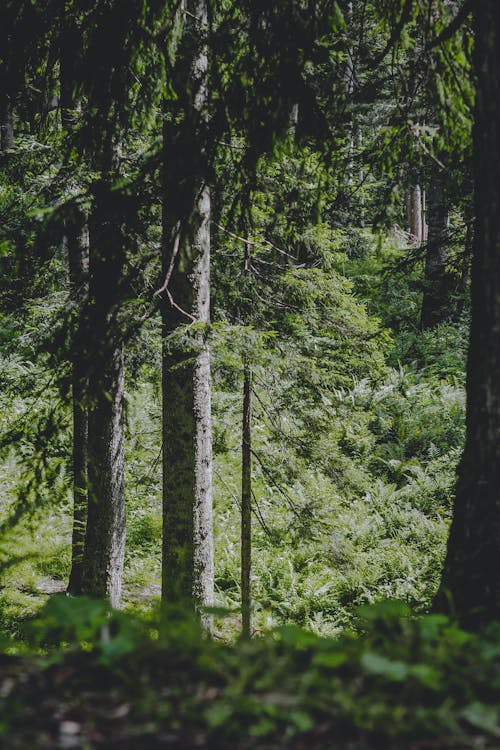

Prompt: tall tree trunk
[241,362,252,638]
[437,0,500,629]
[421,187,428,242]
[161,0,214,620]
[161,188,214,614]
[454,216,473,322]
[345,1,355,188]
[0,96,14,151]
[408,184,423,244]
[240,221,253,638]
[60,21,89,596]
[420,177,450,329]
[80,170,126,608]
[66,217,89,595]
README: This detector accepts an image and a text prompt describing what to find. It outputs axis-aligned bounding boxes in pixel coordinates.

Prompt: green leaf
[312,650,348,669]
[462,703,500,736]
[360,652,408,681]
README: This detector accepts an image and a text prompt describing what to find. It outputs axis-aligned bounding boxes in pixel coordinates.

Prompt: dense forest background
[3,1,500,748]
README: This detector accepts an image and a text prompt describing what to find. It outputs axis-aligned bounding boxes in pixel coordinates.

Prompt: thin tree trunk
[406,190,412,231]
[66,218,89,595]
[161,0,214,622]
[345,1,355,189]
[422,188,428,241]
[421,177,450,329]
[454,217,473,321]
[241,362,252,638]
[357,125,365,227]
[0,96,14,151]
[409,184,423,244]
[60,21,89,596]
[437,0,500,629]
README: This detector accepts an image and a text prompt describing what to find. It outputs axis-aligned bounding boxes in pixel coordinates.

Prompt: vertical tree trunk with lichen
[437,0,500,629]
[161,0,214,620]
[161,188,214,613]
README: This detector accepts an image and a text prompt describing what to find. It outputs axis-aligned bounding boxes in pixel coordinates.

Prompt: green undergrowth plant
[1,597,500,749]
[0,220,467,640]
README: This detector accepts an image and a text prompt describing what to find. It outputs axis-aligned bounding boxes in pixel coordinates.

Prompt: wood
[438,0,500,628]
[409,185,423,245]
[81,164,126,608]
[420,177,450,329]
[0,96,13,151]
[161,0,214,624]
[61,19,90,596]
[241,363,252,638]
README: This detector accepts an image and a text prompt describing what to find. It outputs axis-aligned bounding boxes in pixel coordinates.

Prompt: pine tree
[437,0,500,629]
[161,0,214,618]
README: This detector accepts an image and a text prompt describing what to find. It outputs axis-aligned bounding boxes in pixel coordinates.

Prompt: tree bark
[437,0,500,629]
[80,174,126,608]
[420,177,450,329]
[0,96,14,151]
[161,0,214,621]
[241,363,252,638]
[60,20,89,596]
[421,188,428,242]
[66,217,89,595]
[454,217,473,321]
[408,184,423,245]
[345,1,355,187]
[161,186,214,615]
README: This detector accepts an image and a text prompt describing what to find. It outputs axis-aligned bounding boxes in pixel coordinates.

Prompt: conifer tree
[161,0,214,616]
[438,0,500,629]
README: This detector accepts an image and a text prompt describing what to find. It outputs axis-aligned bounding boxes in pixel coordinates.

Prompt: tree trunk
[80,176,126,608]
[437,0,500,629]
[0,96,14,151]
[421,188,428,242]
[60,21,89,596]
[454,217,473,321]
[161,187,214,615]
[409,184,423,244]
[66,217,89,595]
[241,363,252,638]
[161,0,214,620]
[345,1,355,187]
[420,177,450,329]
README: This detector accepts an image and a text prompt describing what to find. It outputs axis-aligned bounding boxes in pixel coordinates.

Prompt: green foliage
[0,220,466,636]
[2,599,500,748]
[0,2,474,735]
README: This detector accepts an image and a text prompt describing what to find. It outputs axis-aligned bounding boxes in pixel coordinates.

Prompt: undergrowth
[0,596,498,749]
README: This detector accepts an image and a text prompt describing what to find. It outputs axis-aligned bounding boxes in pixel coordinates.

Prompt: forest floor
[1,596,499,749]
